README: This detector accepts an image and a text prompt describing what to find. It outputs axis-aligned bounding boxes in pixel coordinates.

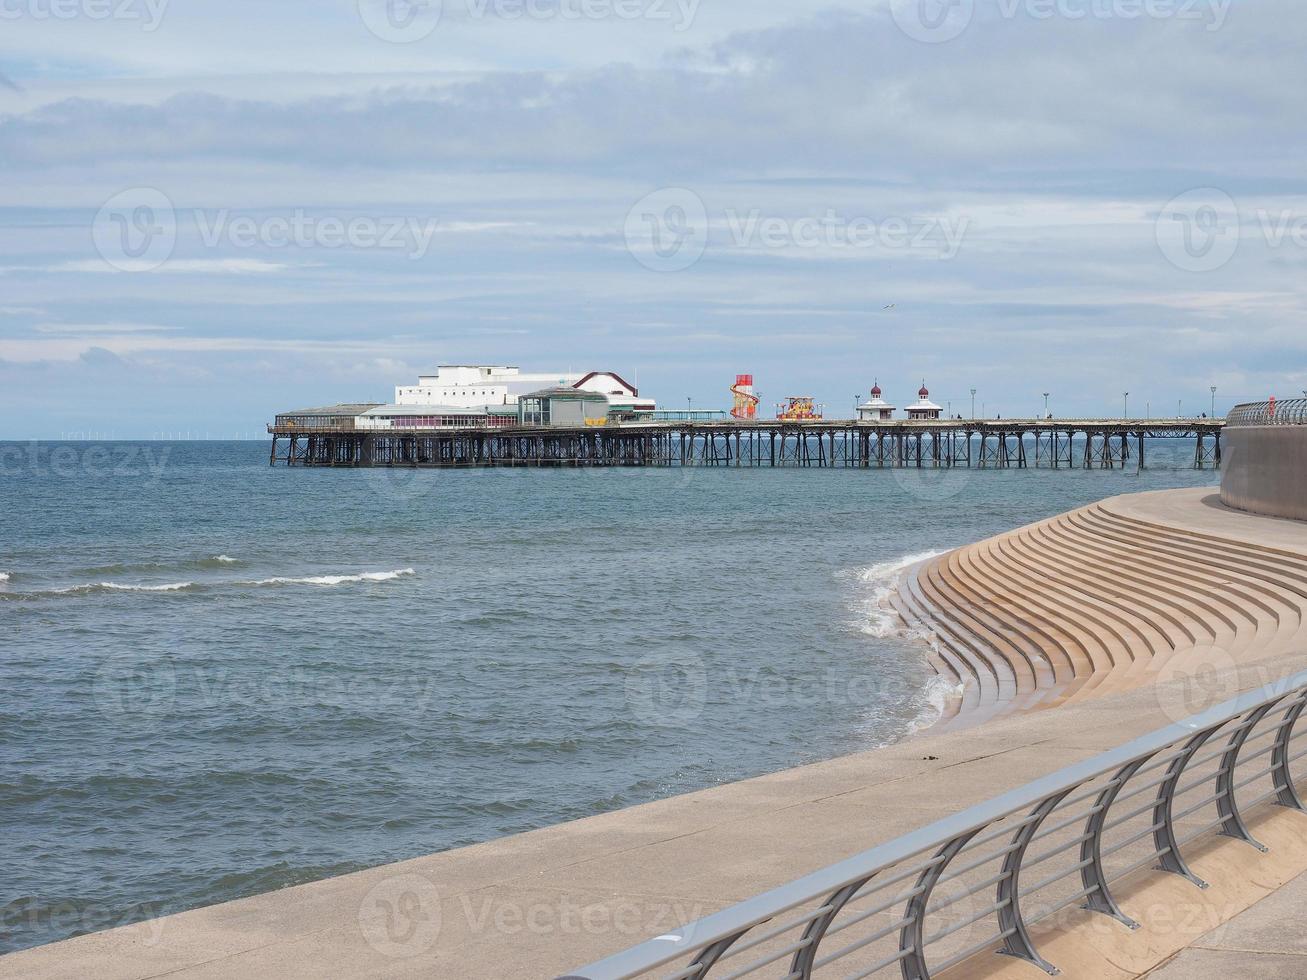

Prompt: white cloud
[49,258,293,274]
[1,0,1305,432]
[0,334,431,364]
[34,322,180,333]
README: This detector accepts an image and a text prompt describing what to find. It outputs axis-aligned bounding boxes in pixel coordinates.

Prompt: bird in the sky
[882,304,895,310]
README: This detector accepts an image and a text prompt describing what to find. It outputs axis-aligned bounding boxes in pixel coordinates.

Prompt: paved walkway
[1147,867,1307,978]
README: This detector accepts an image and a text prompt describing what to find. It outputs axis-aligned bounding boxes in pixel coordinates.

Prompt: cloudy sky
[1,0,1303,437]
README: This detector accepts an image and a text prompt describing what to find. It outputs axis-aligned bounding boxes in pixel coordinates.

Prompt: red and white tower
[731,374,759,420]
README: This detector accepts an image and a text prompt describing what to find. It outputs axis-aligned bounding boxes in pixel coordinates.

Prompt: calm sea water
[0,440,1220,953]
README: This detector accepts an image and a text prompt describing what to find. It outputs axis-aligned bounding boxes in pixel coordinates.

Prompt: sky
[1,0,1304,437]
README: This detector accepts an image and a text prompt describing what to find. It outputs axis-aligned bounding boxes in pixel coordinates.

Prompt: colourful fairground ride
[730,374,760,420]
[776,396,822,421]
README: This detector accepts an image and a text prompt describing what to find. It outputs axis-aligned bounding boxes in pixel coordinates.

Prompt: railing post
[900,831,978,980]
[1273,691,1307,810]
[789,875,875,979]
[1080,757,1153,928]
[1217,704,1276,851]
[997,791,1070,974]
[685,930,747,978]
[1153,727,1222,888]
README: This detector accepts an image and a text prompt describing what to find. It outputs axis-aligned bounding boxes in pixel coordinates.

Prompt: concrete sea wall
[1221,424,1307,521]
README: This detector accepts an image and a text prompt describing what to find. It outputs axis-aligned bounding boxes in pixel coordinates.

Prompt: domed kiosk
[905,381,943,420]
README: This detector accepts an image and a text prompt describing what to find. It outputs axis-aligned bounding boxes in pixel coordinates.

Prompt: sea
[0,439,1220,953]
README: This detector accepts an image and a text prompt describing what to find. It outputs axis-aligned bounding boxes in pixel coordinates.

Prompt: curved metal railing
[1227,399,1307,425]
[560,671,1307,980]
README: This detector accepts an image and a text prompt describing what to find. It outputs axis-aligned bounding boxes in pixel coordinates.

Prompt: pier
[268,417,1223,470]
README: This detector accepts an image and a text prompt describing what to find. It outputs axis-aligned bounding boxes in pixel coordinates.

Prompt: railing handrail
[1227,398,1307,425]
[562,668,1307,980]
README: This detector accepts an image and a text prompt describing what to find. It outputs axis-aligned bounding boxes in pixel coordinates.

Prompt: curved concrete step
[891,491,1307,728]
[1073,506,1301,651]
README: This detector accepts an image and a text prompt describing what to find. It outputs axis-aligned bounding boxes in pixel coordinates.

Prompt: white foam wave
[212,555,238,564]
[17,567,417,599]
[0,572,10,583]
[101,581,194,592]
[857,550,943,638]
[249,568,416,587]
[907,673,967,734]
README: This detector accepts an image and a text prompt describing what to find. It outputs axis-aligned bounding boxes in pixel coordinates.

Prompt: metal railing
[268,420,359,432]
[1227,399,1307,425]
[560,672,1307,980]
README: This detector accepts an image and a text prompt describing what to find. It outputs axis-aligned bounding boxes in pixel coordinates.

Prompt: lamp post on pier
[1211,386,1217,417]
[970,388,977,419]
[1043,392,1050,418]
[1123,392,1129,419]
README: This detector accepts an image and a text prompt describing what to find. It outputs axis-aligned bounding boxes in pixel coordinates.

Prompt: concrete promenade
[6,489,1307,979]
[1147,866,1307,978]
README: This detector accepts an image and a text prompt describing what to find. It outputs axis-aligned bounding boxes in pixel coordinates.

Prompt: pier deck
[268,418,1223,470]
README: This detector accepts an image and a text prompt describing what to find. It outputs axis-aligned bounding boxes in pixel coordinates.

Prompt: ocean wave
[0,572,10,583]
[100,581,195,592]
[248,569,415,587]
[2,568,416,600]
[856,550,943,638]
[212,555,238,564]
[907,673,966,734]
[39,581,198,596]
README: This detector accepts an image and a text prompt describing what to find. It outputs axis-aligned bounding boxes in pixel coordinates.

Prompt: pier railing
[1227,399,1307,425]
[560,671,1307,980]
